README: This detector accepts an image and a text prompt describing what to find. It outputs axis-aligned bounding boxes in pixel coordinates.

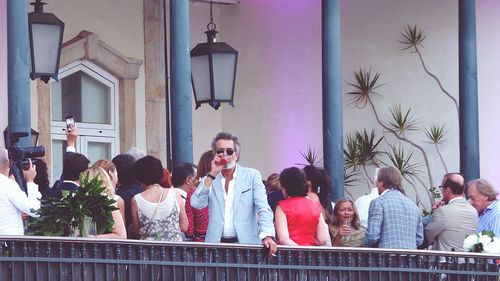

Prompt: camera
[9,145,45,170]
[3,130,45,192]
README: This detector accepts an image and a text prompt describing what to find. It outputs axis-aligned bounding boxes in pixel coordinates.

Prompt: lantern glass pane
[191,55,211,102]
[212,53,236,100]
[31,23,61,74]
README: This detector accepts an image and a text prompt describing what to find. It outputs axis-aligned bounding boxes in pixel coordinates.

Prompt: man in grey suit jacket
[364,166,424,249]
[190,132,277,256]
[425,173,477,251]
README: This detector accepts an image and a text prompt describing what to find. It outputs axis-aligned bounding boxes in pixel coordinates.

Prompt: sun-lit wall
[28,0,146,149]
[2,0,498,199]
[208,0,500,201]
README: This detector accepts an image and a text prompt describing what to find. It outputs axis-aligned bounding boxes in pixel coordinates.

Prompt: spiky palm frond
[355,129,384,166]
[387,104,419,135]
[344,168,361,187]
[399,25,426,51]
[346,69,385,109]
[385,145,422,183]
[344,133,359,170]
[424,123,447,144]
[298,146,322,167]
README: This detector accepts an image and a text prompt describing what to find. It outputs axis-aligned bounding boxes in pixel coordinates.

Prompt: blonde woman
[330,198,365,247]
[87,166,127,239]
[92,160,126,220]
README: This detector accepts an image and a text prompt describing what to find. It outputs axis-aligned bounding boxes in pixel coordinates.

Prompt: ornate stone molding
[38,30,143,167]
[60,30,142,79]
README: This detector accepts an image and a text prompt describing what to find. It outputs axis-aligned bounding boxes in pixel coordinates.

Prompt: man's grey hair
[468,178,498,201]
[211,132,241,155]
[126,147,146,161]
[0,148,9,169]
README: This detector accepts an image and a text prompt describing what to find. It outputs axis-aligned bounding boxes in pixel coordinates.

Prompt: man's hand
[66,126,78,147]
[22,159,37,183]
[432,200,445,210]
[262,236,277,257]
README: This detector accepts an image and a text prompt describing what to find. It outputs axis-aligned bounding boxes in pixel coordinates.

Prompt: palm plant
[344,129,383,192]
[399,24,426,51]
[347,69,434,188]
[344,168,360,188]
[387,104,419,135]
[425,123,448,173]
[346,68,384,109]
[399,25,458,113]
[344,133,359,170]
[298,146,322,167]
[385,144,421,183]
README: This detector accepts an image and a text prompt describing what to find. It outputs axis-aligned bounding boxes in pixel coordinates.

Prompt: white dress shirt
[221,167,238,238]
[0,174,41,235]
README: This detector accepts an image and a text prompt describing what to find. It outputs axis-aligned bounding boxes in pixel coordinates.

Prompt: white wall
[2,0,498,199]
[477,0,500,197]
[208,0,500,203]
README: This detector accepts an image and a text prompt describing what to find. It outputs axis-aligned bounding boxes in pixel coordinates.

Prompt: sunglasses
[215,148,235,156]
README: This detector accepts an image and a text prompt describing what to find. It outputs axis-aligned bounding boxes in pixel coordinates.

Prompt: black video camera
[4,130,45,192]
[9,145,45,171]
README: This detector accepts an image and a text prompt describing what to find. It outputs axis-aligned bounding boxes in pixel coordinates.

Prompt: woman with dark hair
[112,153,141,235]
[185,150,211,242]
[303,165,334,222]
[34,159,50,199]
[274,167,329,246]
[330,197,365,247]
[130,156,187,241]
[266,173,284,213]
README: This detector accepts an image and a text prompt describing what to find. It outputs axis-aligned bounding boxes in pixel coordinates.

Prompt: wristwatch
[206,173,216,180]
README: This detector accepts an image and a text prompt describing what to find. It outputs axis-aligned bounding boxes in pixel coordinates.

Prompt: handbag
[143,187,167,237]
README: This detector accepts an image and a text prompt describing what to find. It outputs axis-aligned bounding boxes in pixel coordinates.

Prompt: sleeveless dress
[277,196,322,246]
[134,188,182,241]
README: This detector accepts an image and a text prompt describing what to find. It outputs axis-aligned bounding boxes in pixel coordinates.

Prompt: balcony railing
[1,236,499,281]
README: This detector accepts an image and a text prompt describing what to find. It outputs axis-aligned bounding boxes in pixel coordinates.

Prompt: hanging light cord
[207,0,216,31]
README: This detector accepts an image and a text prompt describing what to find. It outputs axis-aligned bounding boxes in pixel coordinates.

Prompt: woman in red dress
[275,167,330,246]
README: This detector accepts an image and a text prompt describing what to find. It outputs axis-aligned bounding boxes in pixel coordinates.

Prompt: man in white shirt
[190,132,277,256]
[0,147,40,235]
[172,162,198,204]
[355,168,379,228]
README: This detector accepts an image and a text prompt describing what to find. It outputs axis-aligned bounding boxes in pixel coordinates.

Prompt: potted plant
[29,171,117,237]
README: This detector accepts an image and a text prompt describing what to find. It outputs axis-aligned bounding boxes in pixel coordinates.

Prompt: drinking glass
[342,220,352,242]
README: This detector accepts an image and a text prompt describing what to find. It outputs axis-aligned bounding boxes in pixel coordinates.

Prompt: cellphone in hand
[65,116,75,132]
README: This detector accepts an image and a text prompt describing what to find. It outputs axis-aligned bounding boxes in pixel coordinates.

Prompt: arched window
[50,60,119,182]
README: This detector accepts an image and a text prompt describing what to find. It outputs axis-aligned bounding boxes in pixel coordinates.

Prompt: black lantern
[190,0,238,110]
[28,0,65,83]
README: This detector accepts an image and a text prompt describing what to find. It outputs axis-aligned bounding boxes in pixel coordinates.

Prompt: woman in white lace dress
[130,156,188,241]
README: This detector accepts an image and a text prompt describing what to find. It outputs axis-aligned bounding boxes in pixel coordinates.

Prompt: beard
[223,160,236,170]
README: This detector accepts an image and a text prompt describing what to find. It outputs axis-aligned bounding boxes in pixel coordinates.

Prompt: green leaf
[424,123,447,144]
[29,171,118,236]
[346,68,385,109]
[387,104,419,134]
[297,146,322,167]
[398,25,426,51]
[385,144,422,183]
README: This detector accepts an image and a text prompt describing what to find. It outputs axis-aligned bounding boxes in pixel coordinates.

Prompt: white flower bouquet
[463,230,500,254]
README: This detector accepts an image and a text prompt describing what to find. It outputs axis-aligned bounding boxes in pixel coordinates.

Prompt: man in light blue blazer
[190,132,277,256]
